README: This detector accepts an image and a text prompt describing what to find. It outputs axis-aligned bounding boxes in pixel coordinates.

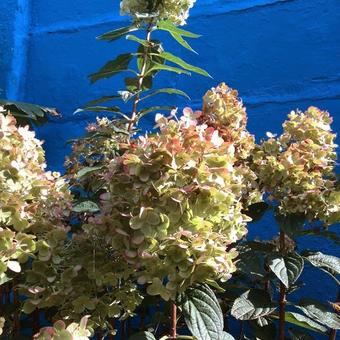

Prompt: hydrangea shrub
[253,107,339,224]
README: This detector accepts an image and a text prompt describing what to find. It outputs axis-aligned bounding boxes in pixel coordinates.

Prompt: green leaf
[231,289,276,320]
[146,62,191,76]
[250,320,276,340]
[72,201,100,213]
[268,253,304,288]
[296,298,340,330]
[139,106,176,118]
[157,52,211,77]
[77,166,104,179]
[126,35,150,47]
[303,251,340,277]
[221,332,235,340]
[97,25,138,41]
[89,53,134,83]
[128,331,156,340]
[284,312,327,333]
[85,95,121,106]
[244,202,270,223]
[275,212,305,237]
[76,106,121,113]
[140,88,190,101]
[157,20,201,38]
[288,328,315,340]
[0,99,59,126]
[125,76,153,92]
[169,32,197,53]
[179,284,224,340]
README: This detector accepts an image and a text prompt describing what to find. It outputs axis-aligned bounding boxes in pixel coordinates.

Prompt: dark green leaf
[128,331,156,340]
[288,327,315,340]
[244,202,270,222]
[231,289,276,320]
[140,88,190,101]
[268,253,304,288]
[275,212,305,237]
[0,99,59,126]
[157,20,201,38]
[250,320,276,340]
[85,95,121,106]
[157,52,211,77]
[77,166,104,179]
[297,298,340,330]
[89,53,134,83]
[284,312,327,333]
[76,106,121,113]
[97,25,137,41]
[246,240,276,253]
[125,76,153,92]
[72,201,100,213]
[179,284,224,340]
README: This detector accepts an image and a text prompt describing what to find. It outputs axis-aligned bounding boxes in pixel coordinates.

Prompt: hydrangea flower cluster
[34,316,91,340]
[253,107,339,224]
[120,0,196,25]
[0,113,71,282]
[80,84,261,300]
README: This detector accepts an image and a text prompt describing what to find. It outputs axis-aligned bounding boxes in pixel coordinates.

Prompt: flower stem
[279,230,286,340]
[128,22,153,133]
[170,302,177,339]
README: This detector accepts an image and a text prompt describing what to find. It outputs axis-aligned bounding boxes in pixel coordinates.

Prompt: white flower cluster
[120,0,196,25]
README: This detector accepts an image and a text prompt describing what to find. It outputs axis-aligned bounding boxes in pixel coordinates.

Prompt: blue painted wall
[1,0,339,336]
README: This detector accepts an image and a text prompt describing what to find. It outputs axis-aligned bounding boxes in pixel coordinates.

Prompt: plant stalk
[329,288,340,340]
[170,302,177,339]
[128,22,153,132]
[278,230,286,340]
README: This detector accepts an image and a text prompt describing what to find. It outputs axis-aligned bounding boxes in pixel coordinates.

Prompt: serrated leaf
[77,166,104,179]
[89,53,134,83]
[157,20,201,38]
[128,331,156,340]
[231,289,276,320]
[179,284,224,340]
[140,88,190,101]
[157,52,211,77]
[221,332,235,340]
[303,251,340,277]
[268,253,304,288]
[285,312,327,333]
[296,298,340,330]
[72,201,100,213]
[97,25,138,41]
